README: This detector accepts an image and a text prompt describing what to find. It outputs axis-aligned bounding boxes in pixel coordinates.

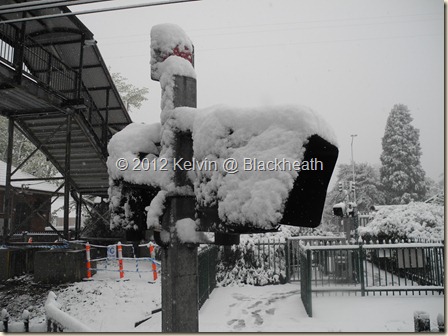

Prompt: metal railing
[287,236,347,282]
[1,308,30,333]
[198,245,219,309]
[298,240,444,317]
[23,44,77,99]
[0,23,77,100]
[0,22,113,153]
[45,291,93,332]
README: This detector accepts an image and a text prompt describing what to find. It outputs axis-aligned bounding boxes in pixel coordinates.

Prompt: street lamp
[350,134,357,204]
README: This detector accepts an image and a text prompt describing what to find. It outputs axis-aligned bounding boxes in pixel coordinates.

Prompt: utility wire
[0,0,201,24]
[0,0,116,15]
[0,0,76,10]
[92,12,441,41]
[96,16,442,47]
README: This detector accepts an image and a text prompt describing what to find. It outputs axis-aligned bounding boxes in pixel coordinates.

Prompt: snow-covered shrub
[216,227,305,286]
[358,202,444,241]
[216,238,287,287]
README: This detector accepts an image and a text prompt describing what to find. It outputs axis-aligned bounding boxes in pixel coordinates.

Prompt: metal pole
[160,75,198,332]
[75,193,82,240]
[63,115,72,240]
[2,118,14,244]
[350,134,357,204]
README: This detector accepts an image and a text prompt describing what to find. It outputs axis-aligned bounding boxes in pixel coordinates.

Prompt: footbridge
[0,1,132,240]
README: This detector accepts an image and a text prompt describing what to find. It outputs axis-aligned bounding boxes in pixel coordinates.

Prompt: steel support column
[63,114,72,239]
[72,191,82,240]
[2,118,14,244]
[12,15,26,84]
[102,88,110,153]
[76,35,85,99]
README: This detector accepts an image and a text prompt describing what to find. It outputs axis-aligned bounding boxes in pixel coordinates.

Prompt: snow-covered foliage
[216,227,307,286]
[380,104,426,204]
[217,238,286,287]
[358,202,444,241]
[107,122,165,187]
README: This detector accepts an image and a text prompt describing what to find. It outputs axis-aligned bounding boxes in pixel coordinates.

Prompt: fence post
[2,309,9,332]
[22,309,30,332]
[149,243,158,281]
[414,311,430,332]
[86,242,92,279]
[117,242,124,279]
[359,240,365,296]
[437,313,444,332]
[285,239,290,282]
[306,249,312,317]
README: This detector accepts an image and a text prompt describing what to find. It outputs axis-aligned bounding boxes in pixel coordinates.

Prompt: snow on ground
[312,294,444,332]
[2,262,444,332]
[199,284,444,332]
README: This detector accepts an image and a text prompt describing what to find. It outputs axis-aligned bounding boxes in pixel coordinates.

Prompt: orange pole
[86,242,92,279]
[149,243,158,281]
[117,242,124,279]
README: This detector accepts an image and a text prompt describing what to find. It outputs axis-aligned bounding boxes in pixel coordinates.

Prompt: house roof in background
[0,159,63,195]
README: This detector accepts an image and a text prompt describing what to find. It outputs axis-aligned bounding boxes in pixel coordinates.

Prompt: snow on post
[164,104,338,231]
[150,23,194,82]
[175,218,211,243]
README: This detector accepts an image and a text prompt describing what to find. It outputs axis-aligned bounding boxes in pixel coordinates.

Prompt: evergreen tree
[380,104,426,204]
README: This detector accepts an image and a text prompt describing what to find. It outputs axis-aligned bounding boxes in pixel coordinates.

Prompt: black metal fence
[298,240,444,316]
[198,245,219,309]
[287,236,347,282]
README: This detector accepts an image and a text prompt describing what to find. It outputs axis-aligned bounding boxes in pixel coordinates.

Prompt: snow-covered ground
[2,260,443,332]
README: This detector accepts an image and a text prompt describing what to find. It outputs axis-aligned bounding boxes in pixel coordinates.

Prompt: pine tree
[380,104,426,204]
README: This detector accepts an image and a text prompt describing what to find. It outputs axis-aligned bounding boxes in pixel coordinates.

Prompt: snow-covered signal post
[107,24,338,332]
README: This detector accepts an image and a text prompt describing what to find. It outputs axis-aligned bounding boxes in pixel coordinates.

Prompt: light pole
[350,134,357,204]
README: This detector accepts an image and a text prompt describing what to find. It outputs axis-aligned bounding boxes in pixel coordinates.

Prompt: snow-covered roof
[0,160,62,194]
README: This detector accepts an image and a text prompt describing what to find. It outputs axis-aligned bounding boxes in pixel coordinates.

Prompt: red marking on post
[149,243,158,281]
[117,242,124,279]
[163,46,193,65]
[86,242,92,279]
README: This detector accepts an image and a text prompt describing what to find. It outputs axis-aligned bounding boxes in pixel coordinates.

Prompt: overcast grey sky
[71,0,444,182]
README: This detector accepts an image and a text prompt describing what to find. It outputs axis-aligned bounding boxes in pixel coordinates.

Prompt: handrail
[45,291,94,332]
